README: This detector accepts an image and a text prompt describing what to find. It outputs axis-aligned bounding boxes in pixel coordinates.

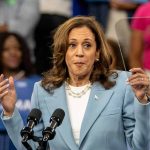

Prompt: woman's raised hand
[127,68,150,104]
[0,74,16,116]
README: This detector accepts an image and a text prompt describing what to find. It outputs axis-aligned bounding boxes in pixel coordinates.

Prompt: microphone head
[50,108,65,126]
[27,108,42,125]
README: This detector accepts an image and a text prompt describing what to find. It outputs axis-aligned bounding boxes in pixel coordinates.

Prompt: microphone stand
[36,126,56,150]
[21,134,48,150]
[36,140,48,150]
[21,131,49,150]
[22,141,33,150]
[21,127,34,150]
[33,136,48,150]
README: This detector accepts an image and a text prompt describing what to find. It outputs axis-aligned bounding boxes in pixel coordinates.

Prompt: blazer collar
[44,82,114,149]
[44,83,78,150]
[79,82,114,146]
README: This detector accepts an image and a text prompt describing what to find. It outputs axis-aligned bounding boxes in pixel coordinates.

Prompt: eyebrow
[69,38,93,41]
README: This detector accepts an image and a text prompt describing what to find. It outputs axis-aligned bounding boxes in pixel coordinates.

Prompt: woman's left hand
[127,68,150,104]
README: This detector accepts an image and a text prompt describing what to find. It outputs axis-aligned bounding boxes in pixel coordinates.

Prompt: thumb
[9,76,15,90]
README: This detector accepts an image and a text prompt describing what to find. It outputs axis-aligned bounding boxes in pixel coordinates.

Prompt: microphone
[42,108,65,141]
[21,108,42,142]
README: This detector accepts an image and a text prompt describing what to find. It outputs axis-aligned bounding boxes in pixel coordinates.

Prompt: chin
[8,66,20,70]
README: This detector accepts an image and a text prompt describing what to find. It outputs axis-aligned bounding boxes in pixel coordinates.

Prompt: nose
[76,45,84,57]
[8,48,16,55]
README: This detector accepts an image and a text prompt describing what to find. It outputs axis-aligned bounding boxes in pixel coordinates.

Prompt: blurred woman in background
[0,32,33,78]
[129,2,150,76]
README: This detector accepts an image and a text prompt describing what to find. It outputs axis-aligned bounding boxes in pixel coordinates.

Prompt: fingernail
[126,78,129,82]
[5,79,9,83]
[129,69,132,72]
[6,84,9,87]
[0,74,4,77]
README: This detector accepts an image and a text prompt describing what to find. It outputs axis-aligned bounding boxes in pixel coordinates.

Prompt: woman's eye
[83,43,91,49]
[69,43,76,48]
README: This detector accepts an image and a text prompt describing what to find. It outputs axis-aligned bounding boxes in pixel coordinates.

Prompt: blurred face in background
[1,35,22,71]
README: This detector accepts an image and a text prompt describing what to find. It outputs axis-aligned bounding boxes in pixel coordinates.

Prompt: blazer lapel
[79,82,114,146]
[44,83,78,150]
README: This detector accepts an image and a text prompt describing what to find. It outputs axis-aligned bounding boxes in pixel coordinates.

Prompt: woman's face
[65,26,99,80]
[1,36,22,70]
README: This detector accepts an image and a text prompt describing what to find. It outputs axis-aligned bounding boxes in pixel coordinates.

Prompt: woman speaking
[0,16,150,150]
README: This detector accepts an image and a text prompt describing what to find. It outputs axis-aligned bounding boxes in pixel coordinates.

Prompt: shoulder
[110,70,131,90]
[116,70,130,81]
[134,2,150,16]
[138,2,150,11]
[33,81,64,96]
[131,2,150,30]
[110,70,130,82]
[109,70,134,99]
[84,0,108,2]
[34,81,44,91]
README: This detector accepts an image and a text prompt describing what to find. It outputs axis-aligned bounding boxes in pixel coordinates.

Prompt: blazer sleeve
[1,82,44,150]
[123,84,150,150]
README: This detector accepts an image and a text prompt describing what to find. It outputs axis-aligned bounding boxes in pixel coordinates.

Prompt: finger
[0,74,4,82]
[128,78,149,87]
[128,68,150,82]
[128,73,144,81]
[128,74,148,82]
[127,75,149,84]
[129,80,148,86]
[129,68,145,74]
[128,75,149,83]
[0,78,9,87]
[9,76,15,90]
[0,84,9,93]
[0,90,8,101]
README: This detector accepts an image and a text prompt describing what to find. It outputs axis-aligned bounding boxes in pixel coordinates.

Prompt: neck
[67,75,90,87]
[3,69,25,80]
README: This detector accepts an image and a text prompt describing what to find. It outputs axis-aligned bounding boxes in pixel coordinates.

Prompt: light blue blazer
[2,71,150,150]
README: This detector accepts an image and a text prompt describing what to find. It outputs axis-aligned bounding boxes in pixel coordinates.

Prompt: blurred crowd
[0,0,150,149]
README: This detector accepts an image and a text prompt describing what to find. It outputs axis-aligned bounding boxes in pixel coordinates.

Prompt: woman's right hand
[0,74,16,116]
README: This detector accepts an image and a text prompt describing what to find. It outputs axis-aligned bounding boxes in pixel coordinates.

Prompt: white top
[65,83,91,145]
[39,0,72,16]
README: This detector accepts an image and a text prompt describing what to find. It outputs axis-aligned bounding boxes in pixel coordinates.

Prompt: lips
[74,62,85,64]
[74,62,85,67]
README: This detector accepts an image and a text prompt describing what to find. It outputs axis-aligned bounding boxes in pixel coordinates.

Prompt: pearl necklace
[65,81,92,98]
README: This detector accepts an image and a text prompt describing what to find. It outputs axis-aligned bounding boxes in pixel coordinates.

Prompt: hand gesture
[127,68,150,104]
[0,74,17,116]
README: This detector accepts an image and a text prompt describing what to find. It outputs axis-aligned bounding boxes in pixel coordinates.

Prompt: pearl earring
[96,58,99,62]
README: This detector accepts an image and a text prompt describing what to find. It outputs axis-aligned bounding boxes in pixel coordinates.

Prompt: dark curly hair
[0,32,33,76]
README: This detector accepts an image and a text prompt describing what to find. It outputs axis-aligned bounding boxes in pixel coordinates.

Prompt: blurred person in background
[106,0,144,58]
[110,0,140,20]
[0,0,40,62]
[0,32,41,150]
[72,0,88,16]
[84,0,110,31]
[129,2,150,76]
[34,0,71,74]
